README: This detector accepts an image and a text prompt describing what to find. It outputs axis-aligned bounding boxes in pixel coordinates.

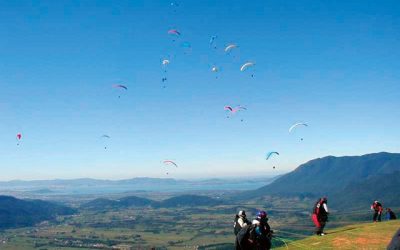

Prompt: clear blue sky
[0,0,399,180]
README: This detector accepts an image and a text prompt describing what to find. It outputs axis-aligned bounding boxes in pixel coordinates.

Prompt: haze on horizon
[0,0,399,181]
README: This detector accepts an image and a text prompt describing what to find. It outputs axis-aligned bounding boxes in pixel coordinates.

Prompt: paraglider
[224,105,246,115]
[225,44,238,53]
[101,135,110,149]
[168,29,180,42]
[113,84,127,90]
[163,160,178,168]
[162,59,170,66]
[289,122,308,133]
[211,66,219,79]
[224,106,247,121]
[240,62,255,72]
[210,35,217,49]
[16,133,22,145]
[161,59,170,87]
[240,62,255,77]
[112,84,127,98]
[168,29,181,36]
[266,151,279,160]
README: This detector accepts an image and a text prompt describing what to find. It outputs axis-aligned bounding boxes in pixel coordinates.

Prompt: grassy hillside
[275,220,400,249]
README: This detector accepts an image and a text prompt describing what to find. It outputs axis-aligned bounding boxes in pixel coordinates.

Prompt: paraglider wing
[113,84,128,90]
[224,106,233,112]
[168,29,181,36]
[101,135,111,139]
[266,151,279,160]
[240,62,255,72]
[163,160,178,168]
[289,123,308,133]
[162,59,170,65]
[224,44,237,53]
[16,133,22,140]
[211,66,218,72]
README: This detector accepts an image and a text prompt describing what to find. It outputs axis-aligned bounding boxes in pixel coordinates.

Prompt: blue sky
[0,0,399,180]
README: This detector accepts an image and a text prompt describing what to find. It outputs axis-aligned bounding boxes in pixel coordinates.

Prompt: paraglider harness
[313,199,328,222]
[236,219,273,249]
[234,215,250,235]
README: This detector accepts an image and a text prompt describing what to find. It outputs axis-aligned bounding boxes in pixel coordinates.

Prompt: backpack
[234,215,242,235]
[236,224,255,247]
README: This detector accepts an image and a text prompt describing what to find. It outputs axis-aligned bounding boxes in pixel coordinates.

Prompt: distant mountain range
[0,196,75,229]
[81,195,223,210]
[0,176,278,195]
[243,152,400,209]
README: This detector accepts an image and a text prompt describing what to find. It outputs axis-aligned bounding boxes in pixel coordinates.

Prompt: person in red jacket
[312,197,329,236]
[371,201,383,222]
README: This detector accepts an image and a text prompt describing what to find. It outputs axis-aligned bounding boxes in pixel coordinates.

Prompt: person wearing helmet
[312,197,329,236]
[249,210,272,249]
[234,210,250,235]
[235,210,273,250]
[371,201,383,222]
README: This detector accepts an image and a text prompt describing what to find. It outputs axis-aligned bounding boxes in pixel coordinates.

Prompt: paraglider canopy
[266,151,279,160]
[163,160,178,168]
[168,29,181,36]
[240,62,255,72]
[289,122,308,133]
[113,84,128,90]
[225,44,238,53]
[162,59,170,65]
[16,133,22,145]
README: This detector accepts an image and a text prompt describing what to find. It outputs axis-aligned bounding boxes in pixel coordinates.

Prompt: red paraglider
[16,133,22,145]
[163,160,178,168]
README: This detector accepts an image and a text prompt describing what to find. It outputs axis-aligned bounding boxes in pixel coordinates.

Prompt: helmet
[238,210,246,217]
[322,197,328,202]
[256,210,267,219]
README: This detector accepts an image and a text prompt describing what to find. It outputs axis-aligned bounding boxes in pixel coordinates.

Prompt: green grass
[275,220,400,250]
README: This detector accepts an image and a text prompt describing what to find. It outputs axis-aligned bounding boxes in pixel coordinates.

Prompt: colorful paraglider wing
[16,133,22,140]
[163,160,178,168]
[162,59,170,65]
[168,29,181,36]
[225,44,237,52]
[266,151,279,160]
[224,106,233,112]
[240,62,255,72]
[289,123,308,133]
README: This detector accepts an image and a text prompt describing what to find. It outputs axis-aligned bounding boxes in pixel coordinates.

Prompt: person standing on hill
[250,211,273,250]
[312,197,329,236]
[234,210,250,235]
[371,201,383,222]
[235,210,273,250]
[386,208,397,220]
